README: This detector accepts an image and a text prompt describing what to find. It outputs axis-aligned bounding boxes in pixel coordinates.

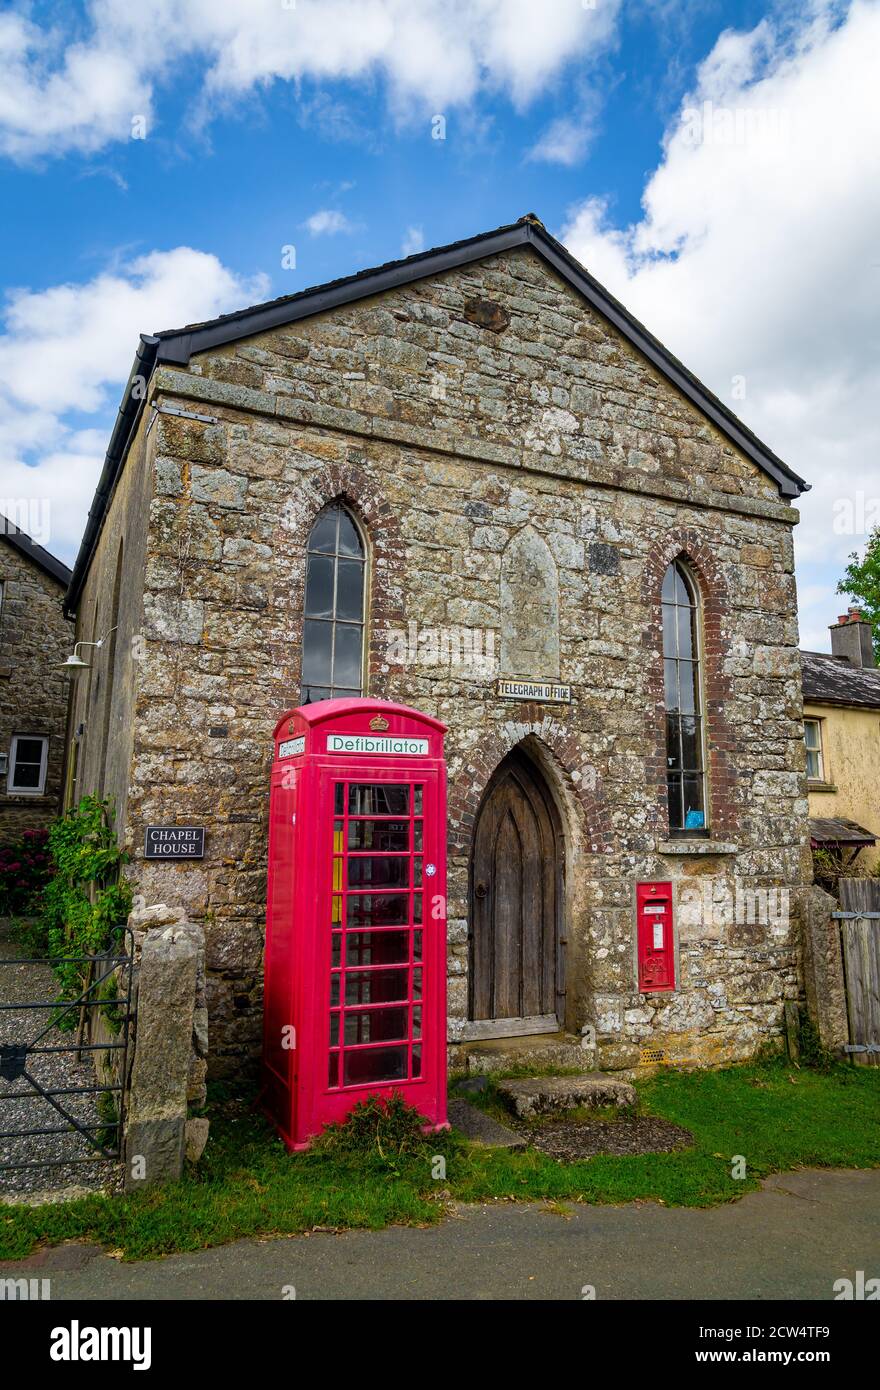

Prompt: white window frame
[8,734,49,796]
[804,718,824,782]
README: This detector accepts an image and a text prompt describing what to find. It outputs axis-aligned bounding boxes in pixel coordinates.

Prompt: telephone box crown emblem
[369,713,390,731]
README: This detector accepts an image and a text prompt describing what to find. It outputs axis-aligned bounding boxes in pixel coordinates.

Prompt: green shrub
[313,1093,452,1164]
[26,796,132,1005]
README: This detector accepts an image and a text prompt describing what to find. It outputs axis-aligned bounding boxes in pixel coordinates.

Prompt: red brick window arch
[662,557,708,832]
[300,503,367,702]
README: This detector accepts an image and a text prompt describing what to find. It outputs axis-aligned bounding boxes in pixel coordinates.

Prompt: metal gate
[0,929,133,1173]
[836,881,880,1066]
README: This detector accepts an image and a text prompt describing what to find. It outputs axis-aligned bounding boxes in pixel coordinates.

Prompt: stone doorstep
[446,1098,526,1149]
[496,1073,638,1120]
[458,1031,593,1076]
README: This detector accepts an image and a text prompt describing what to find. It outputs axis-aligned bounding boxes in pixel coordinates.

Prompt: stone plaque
[144,826,205,859]
[500,525,560,680]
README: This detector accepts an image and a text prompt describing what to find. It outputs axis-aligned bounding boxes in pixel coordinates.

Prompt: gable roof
[801,649,880,708]
[1,517,72,588]
[64,213,809,616]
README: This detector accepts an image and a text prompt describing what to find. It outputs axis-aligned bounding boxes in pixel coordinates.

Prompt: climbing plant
[26,796,132,1001]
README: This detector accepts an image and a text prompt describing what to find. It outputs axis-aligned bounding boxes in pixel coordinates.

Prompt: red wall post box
[636,881,676,992]
[262,698,448,1150]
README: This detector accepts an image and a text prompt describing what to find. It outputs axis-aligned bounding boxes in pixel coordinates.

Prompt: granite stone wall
[72,246,811,1074]
[0,541,72,841]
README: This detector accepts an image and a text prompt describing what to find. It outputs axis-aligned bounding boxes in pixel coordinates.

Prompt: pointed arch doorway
[468,748,565,1035]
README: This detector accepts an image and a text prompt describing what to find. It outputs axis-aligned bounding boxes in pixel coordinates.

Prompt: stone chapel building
[62,215,812,1075]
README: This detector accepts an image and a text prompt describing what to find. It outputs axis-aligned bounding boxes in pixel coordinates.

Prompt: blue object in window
[685,809,705,830]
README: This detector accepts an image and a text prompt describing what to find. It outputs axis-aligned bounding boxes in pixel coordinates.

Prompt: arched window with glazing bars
[662,558,707,832]
[300,503,367,702]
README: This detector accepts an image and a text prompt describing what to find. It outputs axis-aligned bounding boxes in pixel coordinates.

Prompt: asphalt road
[2,1167,879,1300]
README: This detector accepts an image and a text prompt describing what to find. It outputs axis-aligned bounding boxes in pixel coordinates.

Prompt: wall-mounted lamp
[60,628,117,678]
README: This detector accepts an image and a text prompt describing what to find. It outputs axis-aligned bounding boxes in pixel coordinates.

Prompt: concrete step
[496,1073,637,1119]
[455,1032,592,1076]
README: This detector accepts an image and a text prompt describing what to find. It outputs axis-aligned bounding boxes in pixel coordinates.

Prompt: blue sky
[0,0,877,651]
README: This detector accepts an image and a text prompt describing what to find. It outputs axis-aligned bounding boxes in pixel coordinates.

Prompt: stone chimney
[830,606,875,668]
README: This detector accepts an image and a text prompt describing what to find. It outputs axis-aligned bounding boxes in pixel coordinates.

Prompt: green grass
[1,1059,878,1262]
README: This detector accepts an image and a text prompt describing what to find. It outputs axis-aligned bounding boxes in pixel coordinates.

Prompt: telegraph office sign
[144,826,206,859]
[496,680,571,704]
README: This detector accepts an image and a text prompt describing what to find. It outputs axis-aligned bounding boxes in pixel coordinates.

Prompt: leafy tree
[837,524,880,663]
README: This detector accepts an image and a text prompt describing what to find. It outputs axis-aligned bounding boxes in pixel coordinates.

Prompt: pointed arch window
[301,503,366,702]
[662,559,707,832]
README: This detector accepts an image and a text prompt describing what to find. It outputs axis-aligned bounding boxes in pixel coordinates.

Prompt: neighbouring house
[801,607,880,874]
[0,519,73,842]
[61,214,813,1077]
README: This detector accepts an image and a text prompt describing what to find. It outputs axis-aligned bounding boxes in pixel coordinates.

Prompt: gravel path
[510,1111,694,1160]
[0,920,121,1199]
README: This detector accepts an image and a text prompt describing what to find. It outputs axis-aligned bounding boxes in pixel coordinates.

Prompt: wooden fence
[836,880,880,1066]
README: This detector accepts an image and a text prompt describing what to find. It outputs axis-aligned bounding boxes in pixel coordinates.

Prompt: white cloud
[0,250,268,562]
[560,0,880,652]
[302,209,356,236]
[0,0,620,161]
[0,12,154,162]
[527,114,594,166]
[401,225,424,256]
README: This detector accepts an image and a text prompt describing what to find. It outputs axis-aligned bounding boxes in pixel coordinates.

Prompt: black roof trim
[64,334,159,616]
[1,516,72,587]
[65,214,809,613]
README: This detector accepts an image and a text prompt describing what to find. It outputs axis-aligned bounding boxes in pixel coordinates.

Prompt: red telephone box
[262,698,448,1150]
[636,881,676,992]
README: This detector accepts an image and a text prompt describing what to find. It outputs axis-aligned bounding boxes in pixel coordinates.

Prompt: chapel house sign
[144,826,206,859]
[499,525,561,682]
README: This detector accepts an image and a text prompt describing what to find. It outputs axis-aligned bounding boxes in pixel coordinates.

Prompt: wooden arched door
[469,749,564,1030]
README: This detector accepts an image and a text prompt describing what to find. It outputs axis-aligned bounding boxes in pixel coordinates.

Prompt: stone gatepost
[123,912,209,1190]
[800,884,849,1052]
